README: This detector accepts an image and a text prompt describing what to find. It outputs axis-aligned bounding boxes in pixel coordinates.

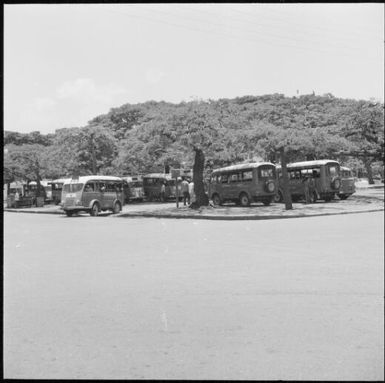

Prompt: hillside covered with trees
[4,93,384,198]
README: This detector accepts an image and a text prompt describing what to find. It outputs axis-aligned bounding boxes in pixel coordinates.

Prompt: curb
[4,208,63,215]
[115,208,384,221]
[4,206,384,221]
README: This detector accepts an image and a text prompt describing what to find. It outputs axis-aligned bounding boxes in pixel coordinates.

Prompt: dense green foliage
[4,93,384,188]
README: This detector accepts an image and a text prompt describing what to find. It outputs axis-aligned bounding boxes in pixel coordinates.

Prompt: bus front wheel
[239,193,250,207]
[90,203,100,216]
[65,211,73,217]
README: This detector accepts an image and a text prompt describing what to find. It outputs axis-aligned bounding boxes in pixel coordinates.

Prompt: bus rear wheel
[239,193,250,207]
[274,190,283,203]
[90,203,100,216]
[65,211,73,217]
[338,194,348,200]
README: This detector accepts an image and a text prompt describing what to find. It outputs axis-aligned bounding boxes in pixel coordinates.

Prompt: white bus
[61,175,125,217]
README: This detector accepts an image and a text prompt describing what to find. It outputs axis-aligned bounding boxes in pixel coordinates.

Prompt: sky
[4,3,384,134]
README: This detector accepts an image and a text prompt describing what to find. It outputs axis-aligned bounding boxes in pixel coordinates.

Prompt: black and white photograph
[3,3,384,380]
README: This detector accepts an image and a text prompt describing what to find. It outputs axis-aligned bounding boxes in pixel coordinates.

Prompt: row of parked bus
[56,159,355,216]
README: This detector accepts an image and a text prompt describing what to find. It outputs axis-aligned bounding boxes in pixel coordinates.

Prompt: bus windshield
[328,164,339,176]
[63,183,84,193]
[259,167,275,178]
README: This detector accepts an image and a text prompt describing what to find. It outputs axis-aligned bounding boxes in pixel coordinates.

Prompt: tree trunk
[279,147,293,210]
[363,157,374,184]
[192,147,209,208]
[36,174,45,199]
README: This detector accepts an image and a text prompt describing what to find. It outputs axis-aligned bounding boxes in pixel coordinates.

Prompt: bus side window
[242,171,252,182]
[221,174,228,184]
[84,182,94,192]
[115,183,122,192]
[328,165,338,176]
[230,173,238,183]
[312,169,320,178]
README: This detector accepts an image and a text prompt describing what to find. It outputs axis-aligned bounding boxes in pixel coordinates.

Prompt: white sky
[4,3,384,134]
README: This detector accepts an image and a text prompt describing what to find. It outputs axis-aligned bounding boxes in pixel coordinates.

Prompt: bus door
[96,181,108,209]
[228,173,241,197]
[311,168,321,194]
[82,181,98,207]
[220,173,231,199]
[103,181,120,208]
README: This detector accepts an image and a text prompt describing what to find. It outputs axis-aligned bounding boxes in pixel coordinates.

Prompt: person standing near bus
[303,176,311,204]
[160,182,166,202]
[14,190,20,207]
[308,176,316,202]
[181,178,190,206]
[189,180,195,204]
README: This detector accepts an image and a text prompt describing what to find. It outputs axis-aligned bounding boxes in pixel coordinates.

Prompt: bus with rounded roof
[122,175,145,202]
[208,162,277,206]
[49,178,71,205]
[275,159,341,203]
[61,175,125,216]
[142,173,181,202]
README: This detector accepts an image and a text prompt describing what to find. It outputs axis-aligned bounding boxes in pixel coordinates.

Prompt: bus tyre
[332,178,341,190]
[113,202,121,214]
[274,190,283,203]
[212,194,221,206]
[265,181,275,193]
[262,199,271,206]
[324,196,333,202]
[239,193,250,207]
[90,203,99,216]
[65,211,73,217]
[338,194,348,200]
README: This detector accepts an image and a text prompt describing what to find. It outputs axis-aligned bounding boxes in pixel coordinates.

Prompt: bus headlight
[75,199,82,205]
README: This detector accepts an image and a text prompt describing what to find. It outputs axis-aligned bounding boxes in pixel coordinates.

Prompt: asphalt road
[4,212,384,380]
